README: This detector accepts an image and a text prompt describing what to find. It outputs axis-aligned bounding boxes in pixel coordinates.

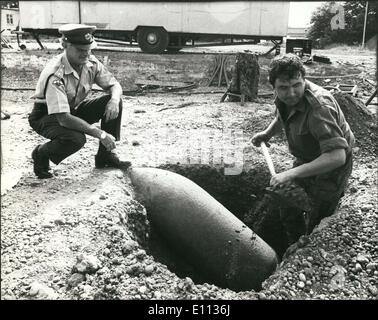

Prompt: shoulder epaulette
[53,64,65,79]
[305,86,338,113]
[304,89,322,109]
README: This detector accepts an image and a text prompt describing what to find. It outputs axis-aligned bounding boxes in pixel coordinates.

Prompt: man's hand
[100,132,116,151]
[104,98,119,122]
[251,131,270,147]
[270,149,347,187]
[270,170,295,187]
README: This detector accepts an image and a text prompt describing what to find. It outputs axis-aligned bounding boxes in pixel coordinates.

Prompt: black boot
[95,151,131,169]
[31,145,52,179]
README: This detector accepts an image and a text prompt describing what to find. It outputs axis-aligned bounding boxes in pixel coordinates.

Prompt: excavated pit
[130,164,291,291]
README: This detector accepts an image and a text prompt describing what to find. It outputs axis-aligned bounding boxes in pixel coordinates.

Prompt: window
[6,14,14,25]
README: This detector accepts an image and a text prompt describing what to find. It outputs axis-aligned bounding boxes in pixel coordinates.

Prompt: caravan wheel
[137,27,169,54]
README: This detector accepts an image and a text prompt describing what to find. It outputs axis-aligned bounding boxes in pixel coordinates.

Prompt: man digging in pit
[28,24,131,179]
[251,54,355,255]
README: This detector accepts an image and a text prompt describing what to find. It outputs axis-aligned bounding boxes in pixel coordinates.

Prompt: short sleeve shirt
[275,80,355,162]
[33,52,118,115]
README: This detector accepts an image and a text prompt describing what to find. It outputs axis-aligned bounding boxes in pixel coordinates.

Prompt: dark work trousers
[28,95,122,165]
[279,151,353,244]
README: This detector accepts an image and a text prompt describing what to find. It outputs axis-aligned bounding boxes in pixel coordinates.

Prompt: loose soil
[1,44,377,300]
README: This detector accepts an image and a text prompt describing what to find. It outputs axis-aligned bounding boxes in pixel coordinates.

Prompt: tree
[343,1,377,44]
[0,1,18,9]
[308,1,377,46]
[307,1,336,47]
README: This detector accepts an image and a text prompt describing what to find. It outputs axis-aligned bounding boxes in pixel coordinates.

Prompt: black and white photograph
[1,0,377,308]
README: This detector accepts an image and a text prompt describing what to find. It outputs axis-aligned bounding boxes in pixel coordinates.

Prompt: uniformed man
[28,24,131,179]
[251,54,355,246]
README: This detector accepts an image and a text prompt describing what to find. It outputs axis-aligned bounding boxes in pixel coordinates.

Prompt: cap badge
[84,33,92,41]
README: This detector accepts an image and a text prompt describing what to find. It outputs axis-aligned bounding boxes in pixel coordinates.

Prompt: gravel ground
[1,47,377,301]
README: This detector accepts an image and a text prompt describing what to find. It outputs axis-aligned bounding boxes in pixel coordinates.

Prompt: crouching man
[28,24,131,179]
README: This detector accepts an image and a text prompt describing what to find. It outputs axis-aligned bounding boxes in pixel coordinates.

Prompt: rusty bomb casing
[129,167,278,291]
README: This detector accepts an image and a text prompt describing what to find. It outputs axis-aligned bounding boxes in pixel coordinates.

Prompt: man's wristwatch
[100,131,107,140]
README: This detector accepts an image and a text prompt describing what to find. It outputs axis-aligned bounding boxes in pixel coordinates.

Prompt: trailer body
[19,1,290,53]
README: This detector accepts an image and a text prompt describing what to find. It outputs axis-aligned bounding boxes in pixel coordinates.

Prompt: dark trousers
[28,95,122,165]
[279,152,353,244]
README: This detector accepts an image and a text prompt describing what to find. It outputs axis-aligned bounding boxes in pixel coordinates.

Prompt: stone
[29,281,42,297]
[67,273,85,288]
[297,281,305,289]
[303,267,313,277]
[368,285,378,296]
[136,249,147,260]
[356,253,369,264]
[366,262,377,271]
[29,281,57,299]
[355,263,362,272]
[279,289,289,298]
[139,286,147,294]
[122,240,138,255]
[74,254,101,274]
[299,273,306,282]
[298,235,310,247]
[42,223,54,229]
[361,204,373,212]
[38,286,57,299]
[82,285,93,293]
[104,284,113,292]
[258,292,267,300]
[111,257,121,265]
[4,268,12,274]
[75,261,88,273]
[144,265,154,276]
[302,261,312,268]
[349,186,358,193]
[329,265,346,291]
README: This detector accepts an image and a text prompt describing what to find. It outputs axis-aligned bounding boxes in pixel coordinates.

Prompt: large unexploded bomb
[129,167,278,291]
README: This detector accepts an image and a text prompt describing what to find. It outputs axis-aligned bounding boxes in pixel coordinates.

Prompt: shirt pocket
[289,122,310,143]
[65,84,75,96]
[290,125,319,158]
[65,87,76,106]
[83,83,91,95]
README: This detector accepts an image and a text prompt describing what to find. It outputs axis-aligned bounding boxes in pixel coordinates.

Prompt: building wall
[1,8,19,35]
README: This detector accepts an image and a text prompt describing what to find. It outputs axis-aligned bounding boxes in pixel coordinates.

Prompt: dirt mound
[333,92,378,157]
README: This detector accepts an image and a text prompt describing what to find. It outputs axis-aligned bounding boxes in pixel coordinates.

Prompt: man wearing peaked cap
[28,23,131,179]
[59,24,97,48]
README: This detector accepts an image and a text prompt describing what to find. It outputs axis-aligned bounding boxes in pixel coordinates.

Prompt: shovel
[260,141,276,177]
[260,142,311,212]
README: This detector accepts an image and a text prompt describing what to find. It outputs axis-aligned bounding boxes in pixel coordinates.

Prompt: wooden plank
[134,79,190,87]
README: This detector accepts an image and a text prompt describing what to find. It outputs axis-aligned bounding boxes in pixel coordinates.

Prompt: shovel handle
[260,142,276,176]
